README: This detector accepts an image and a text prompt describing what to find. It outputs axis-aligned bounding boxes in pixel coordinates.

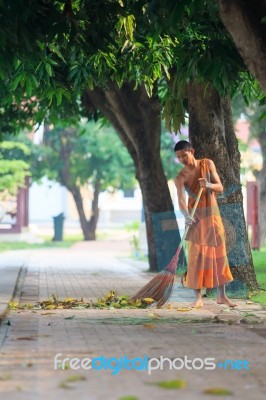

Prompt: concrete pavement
[0,251,25,320]
[0,235,266,399]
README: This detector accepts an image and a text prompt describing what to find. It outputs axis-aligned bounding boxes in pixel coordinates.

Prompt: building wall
[29,178,68,223]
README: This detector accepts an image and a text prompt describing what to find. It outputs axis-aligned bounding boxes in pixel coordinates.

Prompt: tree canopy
[35,122,136,190]
[0,0,261,134]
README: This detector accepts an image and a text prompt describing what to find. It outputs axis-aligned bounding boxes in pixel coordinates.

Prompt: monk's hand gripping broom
[131,187,204,307]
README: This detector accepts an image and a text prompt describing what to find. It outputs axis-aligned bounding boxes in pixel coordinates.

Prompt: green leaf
[65,375,86,383]
[26,79,32,96]
[203,388,234,396]
[87,76,94,91]
[45,63,52,77]
[49,43,66,62]
[125,15,135,42]
[258,109,266,121]
[55,90,62,106]
[64,315,75,320]
[118,397,139,400]
[148,379,187,389]
[36,40,45,51]
[11,74,22,91]
[59,375,86,390]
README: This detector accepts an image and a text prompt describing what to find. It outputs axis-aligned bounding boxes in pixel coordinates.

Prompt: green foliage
[0,141,30,193]
[125,220,140,231]
[160,126,183,180]
[252,248,266,276]
[0,0,259,134]
[250,248,266,305]
[33,121,136,192]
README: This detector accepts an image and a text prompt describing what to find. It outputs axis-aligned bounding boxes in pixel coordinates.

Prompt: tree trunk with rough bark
[69,183,100,241]
[187,82,258,290]
[218,0,266,93]
[83,83,179,272]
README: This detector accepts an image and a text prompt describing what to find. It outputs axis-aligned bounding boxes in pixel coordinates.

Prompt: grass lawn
[0,234,85,252]
[250,247,266,305]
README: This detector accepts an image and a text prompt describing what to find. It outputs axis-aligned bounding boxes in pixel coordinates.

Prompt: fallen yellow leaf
[41,312,55,315]
[45,304,56,310]
[8,302,19,310]
[63,297,75,303]
[143,298,155,304]
[203,387,233,395]
[166,304,175,310]
[143,323,156,329]
[176,307,191,312]
[148,312,159,319]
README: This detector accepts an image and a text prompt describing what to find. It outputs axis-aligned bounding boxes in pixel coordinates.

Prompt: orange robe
[183,159,233,289]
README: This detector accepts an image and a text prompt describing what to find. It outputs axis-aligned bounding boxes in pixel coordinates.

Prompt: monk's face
[175,148,195,166]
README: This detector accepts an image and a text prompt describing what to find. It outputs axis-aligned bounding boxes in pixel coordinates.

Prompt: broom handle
[175,186,204,258]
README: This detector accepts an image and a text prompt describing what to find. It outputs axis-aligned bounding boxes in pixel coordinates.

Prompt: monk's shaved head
[174,140,193,152]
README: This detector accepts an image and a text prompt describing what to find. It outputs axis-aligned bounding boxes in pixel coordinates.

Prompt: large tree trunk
[218,0,266,93]
[188,82,258,290]
[83,83,179,271]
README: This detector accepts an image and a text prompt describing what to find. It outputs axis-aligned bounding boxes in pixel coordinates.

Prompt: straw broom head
[130,254,178,308]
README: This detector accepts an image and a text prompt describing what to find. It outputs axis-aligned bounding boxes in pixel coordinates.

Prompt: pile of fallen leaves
[9,291,156,310]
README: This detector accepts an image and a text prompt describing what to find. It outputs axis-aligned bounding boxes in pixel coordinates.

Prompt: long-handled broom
[131,187,203,307]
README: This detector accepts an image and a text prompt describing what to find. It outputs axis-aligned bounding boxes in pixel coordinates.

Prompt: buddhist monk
[174,140,236,308]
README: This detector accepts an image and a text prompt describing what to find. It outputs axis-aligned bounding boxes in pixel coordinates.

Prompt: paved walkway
[0,234,266,399]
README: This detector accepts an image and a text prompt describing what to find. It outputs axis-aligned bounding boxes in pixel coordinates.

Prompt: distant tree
[32,122,136,240]
[0,141,30,194]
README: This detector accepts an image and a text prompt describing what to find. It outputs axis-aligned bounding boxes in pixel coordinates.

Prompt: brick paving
[0,234,266,400]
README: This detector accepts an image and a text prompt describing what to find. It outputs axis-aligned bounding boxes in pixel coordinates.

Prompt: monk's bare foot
[217,297,237,307]
[180,273,186,287]
[191,299,203,308]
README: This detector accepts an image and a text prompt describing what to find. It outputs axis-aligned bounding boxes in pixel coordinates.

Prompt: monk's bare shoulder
[206,159,216,171]
[175,168,185,188]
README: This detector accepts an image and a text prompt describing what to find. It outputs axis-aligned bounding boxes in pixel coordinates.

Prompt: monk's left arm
[198,160,223,193]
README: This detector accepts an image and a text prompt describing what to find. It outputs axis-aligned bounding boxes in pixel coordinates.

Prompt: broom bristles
[131,252,179,307]
[131,270,176,307]
[131,188,203,307]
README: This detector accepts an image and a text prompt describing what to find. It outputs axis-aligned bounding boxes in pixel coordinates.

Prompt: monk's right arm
[175,176,195,225]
